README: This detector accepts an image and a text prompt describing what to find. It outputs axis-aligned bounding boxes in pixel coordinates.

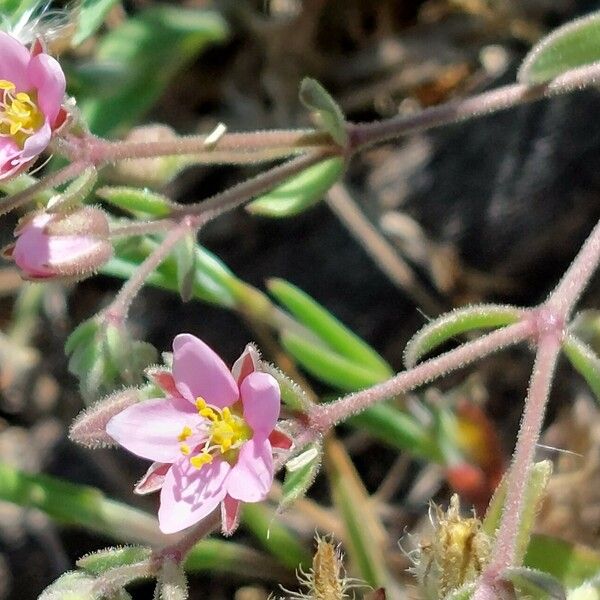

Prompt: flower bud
[4,207,112,280]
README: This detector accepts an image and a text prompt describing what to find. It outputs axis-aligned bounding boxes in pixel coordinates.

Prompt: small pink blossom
[106,335,291,535]
[4,207,112,280]
[0,33,67,180]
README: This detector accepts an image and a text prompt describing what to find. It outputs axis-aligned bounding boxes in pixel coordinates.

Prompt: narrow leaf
[96,186,175,217]
[268,278,391,376]
[74,0,120,46]
[404,304,523,368]
[563,334,600,403]
[502,566,566,600]
[281,330,385,391]
[299,78,348,146]
[324,438,394,591]
[78,547,152,575]
[247,157,345,217]
[518,11,600,84]
[483,460,552,565]
[174,232,197,302]
[80,6,228,135]
[280,441,322,510]
[525,535,600,590]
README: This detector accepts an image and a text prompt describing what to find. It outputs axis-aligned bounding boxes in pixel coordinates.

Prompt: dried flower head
[410,494,491,600]
[282,534,360,600]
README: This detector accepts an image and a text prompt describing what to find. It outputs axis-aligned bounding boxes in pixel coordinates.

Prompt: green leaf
[280,441,322,510]
[103,239,239,308]
[518,11,600,84]
[348,403,441,462]
[324,438,394,591]
[483,460,553,565]
[77,546,152,575]
[299,78,347,146]
[502,567,566,600]
[404,304,523,368]
[281,330,385,391]
[526,536,600,591]
[73,0,120,46]
[0,462,159,543]
[184,540,293,582]
[241,503,310,571]
[247,157,345,217]
[79,6,228,135]
[38,571,105,600]
[268,278,391,376]
[174,232,197,302]
[563,334,600,403]
[96,186,175,218]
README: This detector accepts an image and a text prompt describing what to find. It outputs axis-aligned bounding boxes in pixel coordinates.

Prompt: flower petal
[172,334,238,408]
[159,457,230,534]
[20,121,51,161]
[221,495,241,536]
[241,372,280,438]
[231,343,260,386]
[0,33,30,90]
[135,462,170,495]
[106,396,204,463]
[26,53,66,124]
[226,438,274,502]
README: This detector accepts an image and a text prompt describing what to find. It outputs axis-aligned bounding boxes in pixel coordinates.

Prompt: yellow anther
[178,425,192,442]
[200,407,218,421]
[0,81,43,147]
[9,121,21,135]
[15,92,31,103]
[179,443,191,455]
[222,407,232,420]
[190,453,213,469]
[0,80,15,90]
[195,397,207,410]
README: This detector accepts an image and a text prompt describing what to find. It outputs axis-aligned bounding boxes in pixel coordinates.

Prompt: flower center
[178,397,252,469]
[0,80,44,148]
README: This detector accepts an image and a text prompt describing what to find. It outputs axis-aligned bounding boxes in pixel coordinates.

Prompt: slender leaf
[241,503,310,571]
[526,536,600,590]
[519,11,600,84]
[280,441,322,509]
[502,567,566,600]
[404,304,523,368]
[80,6,228,134]
[78,547,152,575]
[299,78,347,146]
[268,278,391,376]
[563,333,600,403]
[324,438,395,592]
[74,0,120,45]
[97,186,175,218]
[281,330,385,391]
[247,157,345,217]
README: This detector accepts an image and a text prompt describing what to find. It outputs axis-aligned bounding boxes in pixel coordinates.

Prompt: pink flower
[106,335,291,535]
[0,33,67,180]
[4,207,112,280]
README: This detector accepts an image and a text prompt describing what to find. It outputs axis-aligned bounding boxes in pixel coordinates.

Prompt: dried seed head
[281,534,358,600]
[410,494,491,599]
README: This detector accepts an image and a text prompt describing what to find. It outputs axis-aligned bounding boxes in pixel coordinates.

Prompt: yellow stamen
[190,453,213,469]
[0,80,44,148]
[178,425,192,442]
[180,443,191,455]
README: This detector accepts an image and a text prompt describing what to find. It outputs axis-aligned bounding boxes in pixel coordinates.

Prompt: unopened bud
[4,207,112,281]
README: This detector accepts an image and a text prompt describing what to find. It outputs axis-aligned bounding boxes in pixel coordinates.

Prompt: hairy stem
[309,320,533,431]
[104,220,197,322]
[0,161,87,216]
[349,61,600,151]
[109,219,176,238]
[168,149,336,220]
[547,217,600,319]
[85,130,333,164]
